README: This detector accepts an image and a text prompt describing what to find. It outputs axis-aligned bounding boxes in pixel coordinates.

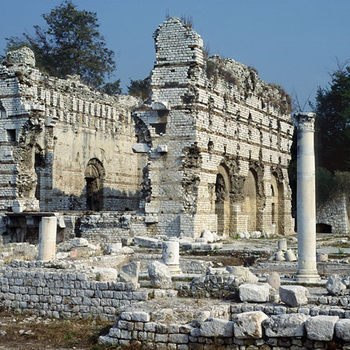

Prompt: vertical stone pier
[295,113,320,282]
[38,216,57,261]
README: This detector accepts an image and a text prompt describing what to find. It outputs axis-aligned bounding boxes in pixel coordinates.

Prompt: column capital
[294,112,316,132]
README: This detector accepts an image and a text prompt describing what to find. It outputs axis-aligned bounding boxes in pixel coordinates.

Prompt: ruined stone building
[0,18,294,241]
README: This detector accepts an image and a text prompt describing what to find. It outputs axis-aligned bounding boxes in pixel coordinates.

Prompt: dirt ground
[0,311,115,350]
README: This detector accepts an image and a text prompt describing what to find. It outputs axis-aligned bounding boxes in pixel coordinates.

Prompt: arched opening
[215,166,230,236]
[85,158,105,211]
[316,223,332,233]
[242,169,258,232]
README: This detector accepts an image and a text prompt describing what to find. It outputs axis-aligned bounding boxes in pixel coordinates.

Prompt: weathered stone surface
[335,319,350,341]
[284,249,297,261]
[263,313,309,337]
[226,266,258,284]
[119,261,140,284]
[94,268,118,281]
[70,238,89,248]
[266,272,280,290]
[279,285,309,307]
[193,318,234,338]
[326,275,347,296]
[234,311,268,339]
[120,311,150,322]
[148,261,172,289]
[305,316,339,341]
[239,283,270,303]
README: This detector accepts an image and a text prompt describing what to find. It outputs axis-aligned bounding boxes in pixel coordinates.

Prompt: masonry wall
[317,193,350,234]
[137,18,294,238]
[0,48,147,213]
[0,262,149,321]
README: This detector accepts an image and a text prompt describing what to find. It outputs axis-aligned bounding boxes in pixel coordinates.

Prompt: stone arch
[242,169,258,232]
[271,173,284,235]
[215,165,231,236]
[85,158,105,211]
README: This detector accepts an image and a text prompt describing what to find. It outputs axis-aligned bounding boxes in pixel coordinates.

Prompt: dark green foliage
[315,64,350,172]
[102,80,121,96]
[127,77,151,101]
[316,167,335,204]
[6,0,116,90]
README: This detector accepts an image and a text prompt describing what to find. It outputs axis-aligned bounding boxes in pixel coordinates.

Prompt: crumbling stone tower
[136,18,294,238]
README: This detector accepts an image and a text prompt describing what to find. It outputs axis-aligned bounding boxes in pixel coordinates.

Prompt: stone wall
[0,261,149,321]
[100,308,350,349]
[136,18,294,238]
[0,18,295,239]
[0,47,147,213]
[317,193,350,234]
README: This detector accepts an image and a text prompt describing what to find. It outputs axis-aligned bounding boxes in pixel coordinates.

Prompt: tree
[6,0,119,91]
[313,63,350,202]
[314,64,350,172]
[127,77,151,101]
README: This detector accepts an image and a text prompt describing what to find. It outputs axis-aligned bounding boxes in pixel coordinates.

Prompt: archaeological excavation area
[0,18,349,350]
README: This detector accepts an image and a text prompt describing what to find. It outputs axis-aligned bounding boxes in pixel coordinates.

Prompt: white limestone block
[305,316,339,341]
[234,311,268,339]
[132,143,150,153]
[239,283,270,303]
[326,275,347,296]
[263,314,309,337]
[279,285,309,307]
[335,319,350,341]
[197,318,234,337]
[266,272,280,290]
[148,261,172,289]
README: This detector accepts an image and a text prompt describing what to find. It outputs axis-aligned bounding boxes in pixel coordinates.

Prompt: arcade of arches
[215,167,285,237]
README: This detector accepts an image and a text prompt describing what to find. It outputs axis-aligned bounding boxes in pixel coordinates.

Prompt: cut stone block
[326,275,347,296]
[119,261,140,284]
[279,285,309,307]
[196,318,234,338]
[239,283,270,303]
[234,311,268,339]
[335,319,350,341]
[305,315,339,341]
[263,313,309,337]
[266,272,280,290]
[148,261,172,289]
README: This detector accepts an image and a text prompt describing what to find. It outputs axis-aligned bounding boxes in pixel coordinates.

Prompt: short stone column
[295,113,320,282]
[162,241,181,275]
[38,216,57,261]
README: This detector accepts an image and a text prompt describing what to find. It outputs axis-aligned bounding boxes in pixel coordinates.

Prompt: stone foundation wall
[0,262,149,321]
[317,193,349,234]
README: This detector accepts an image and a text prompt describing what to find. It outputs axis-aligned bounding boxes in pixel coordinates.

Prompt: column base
[167,264,182,275]
[295,269,320,282]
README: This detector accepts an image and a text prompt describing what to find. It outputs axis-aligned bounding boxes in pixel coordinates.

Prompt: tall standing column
[38,216,57,261]
[295,113,320,282]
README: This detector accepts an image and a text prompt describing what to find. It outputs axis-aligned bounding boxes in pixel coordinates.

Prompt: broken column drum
[37,216,57,261]
[162,241,181,274]
[295,113,320,282]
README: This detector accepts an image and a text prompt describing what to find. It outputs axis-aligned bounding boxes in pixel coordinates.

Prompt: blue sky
[1,0,350,110]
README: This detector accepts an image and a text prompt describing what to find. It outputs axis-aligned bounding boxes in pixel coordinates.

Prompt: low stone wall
[0,261,149,321]
[100,310,350,349]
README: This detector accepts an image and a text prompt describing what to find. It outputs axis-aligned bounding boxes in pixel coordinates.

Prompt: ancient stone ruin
[0,17,349,350]
[0,17,294,242]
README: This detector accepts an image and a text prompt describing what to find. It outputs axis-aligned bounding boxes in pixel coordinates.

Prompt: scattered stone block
[316,253,328,262]
[335,319,350,341]
[305,316,339,341]
[119,261,140,284]
[226,266,258,283]
[279,285,309,307]
[266,272,280,290]
[284,249,297,261]
[70,238,89,248]
[263,314,309,337]
[275,251,285,261]
[148,261,172,289]
[201,230,215,243]
[93,268,118,281]
[234,311,268,339]
[326,275,347,296]
[239,283,270,303]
